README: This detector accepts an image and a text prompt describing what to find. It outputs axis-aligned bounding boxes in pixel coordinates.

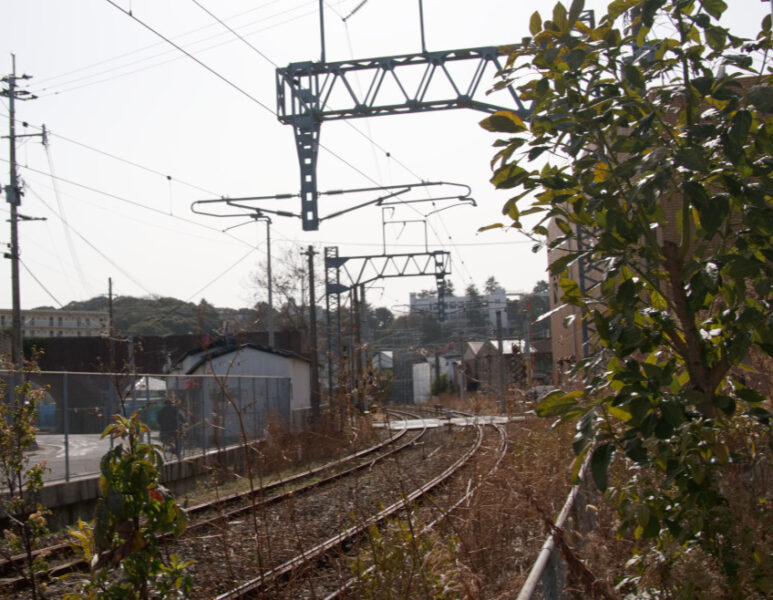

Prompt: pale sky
[0,1,766,315]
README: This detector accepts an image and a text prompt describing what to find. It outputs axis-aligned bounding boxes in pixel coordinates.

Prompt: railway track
[213,413,508,600]
[0,409,423,597]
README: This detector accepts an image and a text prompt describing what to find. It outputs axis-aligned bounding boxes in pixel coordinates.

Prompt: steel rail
[0,410,419,591]
[184,413,427,531]
[321,420,509,600]
[214,413,485,600]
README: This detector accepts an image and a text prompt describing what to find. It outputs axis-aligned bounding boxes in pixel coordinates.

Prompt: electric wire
[20,259,64,308]
[0,113,223,198]
[43,137,90,294]
[25,186,156,296]
[186,0,439,195]
[31,0,287,89]
[187,0,469,271]
[189,0,278,67]
[0,157,255,249]
[32,0,338,96]
[104,0,382,189]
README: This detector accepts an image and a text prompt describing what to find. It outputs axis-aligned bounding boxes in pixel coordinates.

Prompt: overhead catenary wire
[108,0,476,276]
[104,0,383,190]
[31,0,287,89]
[32,0,344,96]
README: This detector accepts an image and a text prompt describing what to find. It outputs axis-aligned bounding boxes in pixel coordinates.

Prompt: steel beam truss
[324,246,450,394]
[276,46,527,230]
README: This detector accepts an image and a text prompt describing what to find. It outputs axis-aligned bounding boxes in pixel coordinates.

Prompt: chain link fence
[1,371,292,482]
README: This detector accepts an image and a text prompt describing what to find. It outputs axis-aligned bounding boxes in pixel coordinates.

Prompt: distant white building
[0,308,108,339]
[408,287,508,330]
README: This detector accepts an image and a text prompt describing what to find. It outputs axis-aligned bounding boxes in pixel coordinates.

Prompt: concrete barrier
[38,442,257,529]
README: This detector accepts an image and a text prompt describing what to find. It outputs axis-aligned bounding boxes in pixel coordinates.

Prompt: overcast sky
[0,0,766,316]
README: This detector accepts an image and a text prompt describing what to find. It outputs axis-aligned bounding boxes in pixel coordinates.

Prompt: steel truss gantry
[276,46,528,230]
[324,246,450,395]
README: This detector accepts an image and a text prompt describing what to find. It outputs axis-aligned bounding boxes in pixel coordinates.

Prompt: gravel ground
[33,426,475,599]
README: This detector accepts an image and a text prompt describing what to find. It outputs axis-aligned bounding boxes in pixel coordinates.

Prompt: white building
[408,287,509,331]
[171,340,311,433]
[0,308,108,338]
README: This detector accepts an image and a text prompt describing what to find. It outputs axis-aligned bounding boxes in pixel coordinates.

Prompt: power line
[0,113,224,198]
[32,0,288,89]
[0,157,254,248]
[104,0,382,189]
[20,259,64,308]
[190,0,278,67]
[104,0,276,113]
[25,186,156,296]
[187,0,446,212]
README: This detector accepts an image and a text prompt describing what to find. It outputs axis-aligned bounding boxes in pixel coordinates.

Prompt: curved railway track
[214,412,508,600]
[0,409,424,596]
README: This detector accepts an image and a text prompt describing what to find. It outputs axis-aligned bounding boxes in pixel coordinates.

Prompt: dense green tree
[65,296,222,336]
[482,0,773,595]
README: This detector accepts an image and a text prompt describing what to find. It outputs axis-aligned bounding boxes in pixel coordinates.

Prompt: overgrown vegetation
[482,0,773,596]
[64,413,191,599]
[0,362,50,600]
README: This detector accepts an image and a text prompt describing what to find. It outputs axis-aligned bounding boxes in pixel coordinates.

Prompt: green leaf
[479,110,528,134]
[535,390,582,417]
[478,222,504,232]
[568,0,585,27]
[747,85,773,113]
[623,63,645,90]
[675,146,709,171]
[591,443,615,491]
[730,109,752,141]
[529,10,542,35]
[608,0,638,21]
[699,0,727,20]
[553,2,568,32]
[703,25,726,51]
[491,163,529,189]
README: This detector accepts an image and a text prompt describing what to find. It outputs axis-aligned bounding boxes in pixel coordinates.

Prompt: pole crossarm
[325,250,450,293]
[276,46,529,123]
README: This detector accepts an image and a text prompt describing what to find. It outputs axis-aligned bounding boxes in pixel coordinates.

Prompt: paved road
[28,433,176,483]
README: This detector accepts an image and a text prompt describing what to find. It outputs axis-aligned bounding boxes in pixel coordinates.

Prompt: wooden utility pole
[305,246,321,420]
[1,56,39,367]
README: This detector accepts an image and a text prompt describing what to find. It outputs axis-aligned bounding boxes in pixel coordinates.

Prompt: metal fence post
[63,372,70,482]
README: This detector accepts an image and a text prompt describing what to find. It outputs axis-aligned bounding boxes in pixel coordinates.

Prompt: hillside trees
[481,0,773,595]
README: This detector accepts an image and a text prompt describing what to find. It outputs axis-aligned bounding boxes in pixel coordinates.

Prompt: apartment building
[409,287,509,331]
[0,309,108,338]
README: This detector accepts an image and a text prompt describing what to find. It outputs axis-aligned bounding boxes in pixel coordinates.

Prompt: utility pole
[1,56,39,367]
[305,245,321,420]
[496,310,505,413]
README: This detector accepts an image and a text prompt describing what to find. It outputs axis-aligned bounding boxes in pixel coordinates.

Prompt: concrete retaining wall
[39,442,254,529]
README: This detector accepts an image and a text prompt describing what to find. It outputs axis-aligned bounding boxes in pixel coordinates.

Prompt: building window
[49,317,54,326]
[49,331,54,337]
[77,318,82,326]
[57,331,62,337]
[86,318,91,326]
[0,315,4,325]
[58,317,62,326]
